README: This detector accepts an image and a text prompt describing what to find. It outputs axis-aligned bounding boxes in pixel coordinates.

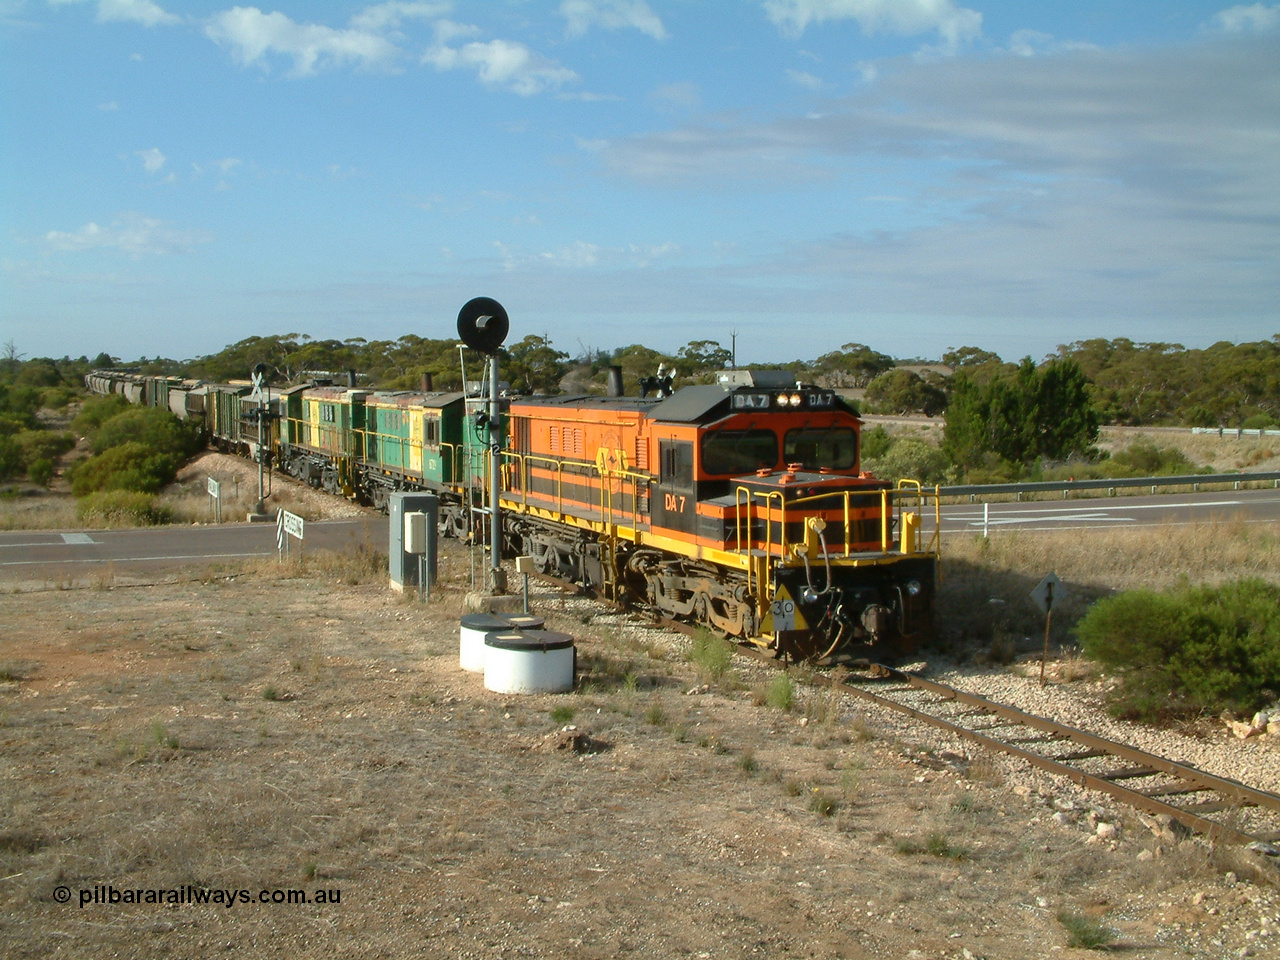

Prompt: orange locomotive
[498,370,939,661]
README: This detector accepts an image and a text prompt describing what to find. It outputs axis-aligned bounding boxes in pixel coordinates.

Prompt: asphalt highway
[941,488,1280,535]
[0,517,382,584]
[3,489,1278,584]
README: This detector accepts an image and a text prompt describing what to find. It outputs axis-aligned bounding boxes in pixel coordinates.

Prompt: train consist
[86,368,940,661]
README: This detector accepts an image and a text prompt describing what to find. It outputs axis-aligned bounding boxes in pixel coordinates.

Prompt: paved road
[942,489,1280,535]
[0,517,383,584]
[4,489,1277,584]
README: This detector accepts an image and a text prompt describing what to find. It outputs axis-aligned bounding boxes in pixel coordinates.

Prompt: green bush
[862,436,950,485]
[764,673,795,711]
[38,385,76,411]
[1242,413,1277,430]
[1075,579,1280,721]
[1057,909,1116,950]
[69,441,182,496]
[76,490,172,527]
[16,429,74,466]
[91,406,201,458]
[0,435,20,480]
[28,458,54,487]
[689,628,734,682]
[860,427,890,463]
[1104,439,1204,477]
[861,425,892,462]
[71,394,131,437]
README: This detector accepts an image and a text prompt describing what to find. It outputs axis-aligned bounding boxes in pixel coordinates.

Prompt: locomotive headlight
[777,392,801,408]
[906,579,922,597]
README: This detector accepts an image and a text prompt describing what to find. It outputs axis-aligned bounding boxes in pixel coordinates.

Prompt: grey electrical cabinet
[389,492,438,592]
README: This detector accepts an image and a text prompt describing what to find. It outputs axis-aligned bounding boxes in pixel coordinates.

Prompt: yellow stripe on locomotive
[499,369,939,661]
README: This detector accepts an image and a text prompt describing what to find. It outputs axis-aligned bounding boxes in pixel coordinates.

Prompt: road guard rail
[939,471,1280,502]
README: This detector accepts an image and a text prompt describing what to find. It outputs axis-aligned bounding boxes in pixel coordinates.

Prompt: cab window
[783,427,857,470]
[701,429,778,476]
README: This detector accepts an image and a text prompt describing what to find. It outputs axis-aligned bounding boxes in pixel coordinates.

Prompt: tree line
[4,334,1278,489]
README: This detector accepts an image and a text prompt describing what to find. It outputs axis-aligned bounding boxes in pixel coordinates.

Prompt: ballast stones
[482,630,576,695]
[458,612,545,673]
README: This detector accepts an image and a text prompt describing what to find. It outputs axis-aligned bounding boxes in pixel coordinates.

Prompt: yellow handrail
[730,481,942,563]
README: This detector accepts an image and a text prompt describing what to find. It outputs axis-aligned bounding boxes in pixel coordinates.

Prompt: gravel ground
[3,570,1280,958]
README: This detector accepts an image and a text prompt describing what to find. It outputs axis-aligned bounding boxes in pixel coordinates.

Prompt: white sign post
[1031,573,1064,687]
[277,509,304,561]
[207,476,222,524]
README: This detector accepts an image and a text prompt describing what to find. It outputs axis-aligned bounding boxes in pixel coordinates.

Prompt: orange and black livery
[501,370,940,661]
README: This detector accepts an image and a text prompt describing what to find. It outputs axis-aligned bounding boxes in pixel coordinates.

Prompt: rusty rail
[730,645,1280,847]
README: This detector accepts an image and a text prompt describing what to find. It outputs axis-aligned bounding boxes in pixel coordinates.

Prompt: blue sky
[2,1,1278,366]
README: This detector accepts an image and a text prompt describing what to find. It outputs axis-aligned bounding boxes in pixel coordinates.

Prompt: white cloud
[424,28,579,95]
[349,1,447,33]
[649,81,701,114]
[494,239,681,271]
[1214,3,1280,32]
[1007,28,1052,57]
[560,0,667,40]
[594,38,1280,333]
[136,146,165,173]
[204,6,402,76]
[43,214,211,257]
[764,0,982,51]
[48,0,179,27]
[98,100,119,110]
[787,68,823,88]
[96,0,178,26]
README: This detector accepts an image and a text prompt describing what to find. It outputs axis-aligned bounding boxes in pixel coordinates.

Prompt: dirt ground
[1,543,1276,959]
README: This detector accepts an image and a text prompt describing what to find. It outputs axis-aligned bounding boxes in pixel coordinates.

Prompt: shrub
[0,436,20,480]
[689,628,734,682]
[69,441,182,496]
[91,406,201,458]
[72,394,131,436]
[1075,578,1280,721]
[550,705,575,724]
[861,425,892,462]
[862,436,950,485]
[1056,909,1116,950]
[764,673,795,711]
[808,788,838,817]
[16,429,74,466]
[76,490,172,527]
[28,458,53,487]
[1104,440,1204,478]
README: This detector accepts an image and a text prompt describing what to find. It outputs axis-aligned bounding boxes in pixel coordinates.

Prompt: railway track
[543,574,1280,848]
[757,652,1280,848]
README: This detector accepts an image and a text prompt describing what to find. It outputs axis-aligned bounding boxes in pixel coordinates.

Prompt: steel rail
[726,644,1280,846]
[536,573,1280,847]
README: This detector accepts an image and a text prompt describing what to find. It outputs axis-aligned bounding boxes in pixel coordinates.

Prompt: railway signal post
[249,362,271,521]
[457,297,510,593]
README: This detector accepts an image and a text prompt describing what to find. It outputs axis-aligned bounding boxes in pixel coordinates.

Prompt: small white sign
[207,476,220,497]
[1031,572,1063,614]
[771,594,797,632]
[282,511,304,540]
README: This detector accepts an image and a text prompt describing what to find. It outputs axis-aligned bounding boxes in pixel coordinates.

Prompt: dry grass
[1096,427,1280,474]
[0,556,1275,957]
[938,518,1280,651]
[0,493,78,530]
